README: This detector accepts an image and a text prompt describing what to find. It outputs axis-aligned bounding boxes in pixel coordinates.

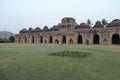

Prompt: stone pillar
[66,35,69,45]
[88,32,92,45]
[99,33,102,45]
[108,33,113,45]
[73,34,77,45]
[82,33,86,45]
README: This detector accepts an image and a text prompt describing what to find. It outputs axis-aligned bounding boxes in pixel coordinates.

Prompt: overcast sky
[0,0,120,33]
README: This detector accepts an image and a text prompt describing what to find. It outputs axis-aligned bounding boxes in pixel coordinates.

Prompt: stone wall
[15,27,120,45]
[15,17,120,45]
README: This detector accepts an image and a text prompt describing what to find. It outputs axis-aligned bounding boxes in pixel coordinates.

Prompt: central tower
[59,17,77,31]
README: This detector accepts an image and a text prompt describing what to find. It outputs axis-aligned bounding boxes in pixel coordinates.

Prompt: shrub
[0,38,9,43]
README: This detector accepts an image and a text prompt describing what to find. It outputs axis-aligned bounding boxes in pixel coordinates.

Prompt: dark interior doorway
[32,37,34,43]
[49,36,53,43]
[93,34,99,44]
[78,35,82,44]
[63,36,66,44]
[112,34,120,44]
[86,39,89,45]
[40,36,43,43]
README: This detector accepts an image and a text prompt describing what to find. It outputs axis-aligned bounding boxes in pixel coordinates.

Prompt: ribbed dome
[77,23,90,29]
[62,17,75,23]
[50,25,59,31]
[107,19,120,27]
[93,21,104,28]
[28,27,33,33]
[34,27,41,32]
[19,28,27,33]
[43,26,49,31]
[28,27,33,31]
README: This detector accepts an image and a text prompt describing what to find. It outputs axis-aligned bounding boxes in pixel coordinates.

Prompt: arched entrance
[103,39,108,45]
[24,37,27,43]
[69,39,74,44]
[112,33,120,44]
[62,36,66,44]
[44,40,47,44]
[32,37,34,43]
[86,39,89,45]
[93,34,99,44]
[78,35,82,44]
[49,36,53,43]
[55,39,59,44]
[18,38,20,43]
[40,36,43,43]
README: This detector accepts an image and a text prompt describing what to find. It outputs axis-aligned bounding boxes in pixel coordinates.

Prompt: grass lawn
[0,43,120,80]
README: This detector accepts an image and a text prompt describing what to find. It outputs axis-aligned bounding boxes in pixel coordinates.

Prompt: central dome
[61,17,75,23]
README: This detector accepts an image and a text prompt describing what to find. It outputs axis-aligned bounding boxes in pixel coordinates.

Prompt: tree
[9,36,15,43]
[86,19,93,29]
[102,19,108,27]
[0,38,9,43]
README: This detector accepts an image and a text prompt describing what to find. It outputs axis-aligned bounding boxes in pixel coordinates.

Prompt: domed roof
[43,26,49,31]
[62,17,75,23]
[28,27,33,33]
[106,19,120,27]
[93,21,104,28]
[34,27,42,32]
[50,25,59,31]
[19,28,27,33]
[77,23,90,29]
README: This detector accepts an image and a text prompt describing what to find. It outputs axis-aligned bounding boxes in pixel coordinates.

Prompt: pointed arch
[103,39,108,45]
[44,40,47,44]
[55,39,59,44]
[40,36,43,43]
[69,39,74,44]
[49,36,53,43]
[78,35,82,44]
[32,37,34,43]
[24,37,27,43]
[93,34,100,44]
[62,36,66,44]
[112,33,120,44]
[86,39,89,45]
[18,38,20,43]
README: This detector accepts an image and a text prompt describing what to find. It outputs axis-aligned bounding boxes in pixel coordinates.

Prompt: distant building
[15,17,120,45]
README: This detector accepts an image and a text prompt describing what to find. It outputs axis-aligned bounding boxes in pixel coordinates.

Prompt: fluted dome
[62,17,75,23]
[28,27,33,33]
[77,23,90,29]
[34,27,42,32]
[107,19,120,27]
[50,25,59,31]
[19,28,27,33]
[93,21,104,28]
[43,26,49,31]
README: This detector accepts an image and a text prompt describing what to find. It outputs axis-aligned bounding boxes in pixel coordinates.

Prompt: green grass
[0,43,120,80]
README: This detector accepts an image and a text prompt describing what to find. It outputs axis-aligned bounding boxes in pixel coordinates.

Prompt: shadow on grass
[0,72,8,80]
[48,51,91,58]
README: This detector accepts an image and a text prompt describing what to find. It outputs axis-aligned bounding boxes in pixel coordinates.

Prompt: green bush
[0,38,9,43]
[48,51,91,58]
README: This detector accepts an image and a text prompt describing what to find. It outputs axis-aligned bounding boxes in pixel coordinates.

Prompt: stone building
[15,17,120,45]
